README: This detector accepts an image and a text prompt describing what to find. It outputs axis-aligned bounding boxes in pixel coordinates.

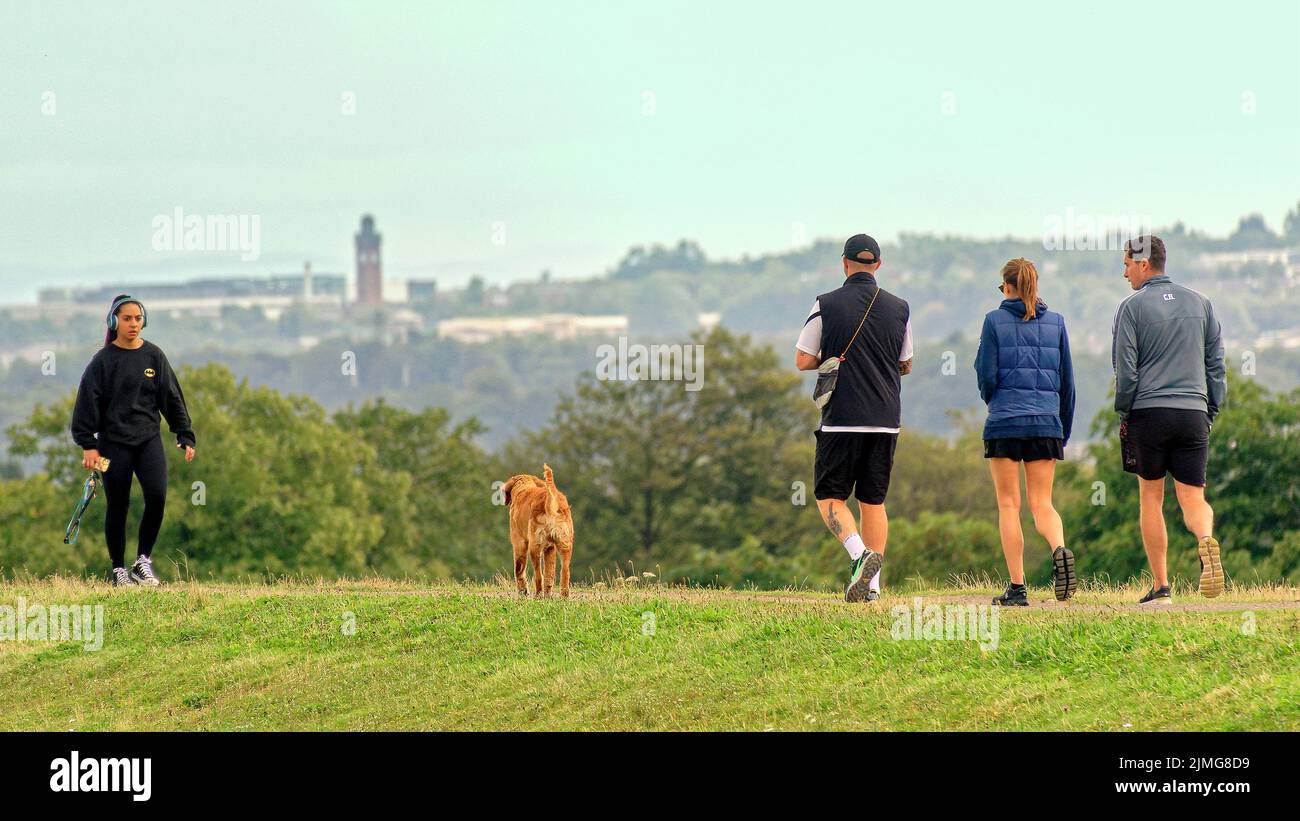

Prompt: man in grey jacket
[1113,235,1227,603]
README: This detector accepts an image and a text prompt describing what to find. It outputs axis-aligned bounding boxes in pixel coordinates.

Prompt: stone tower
[355,214,382,305]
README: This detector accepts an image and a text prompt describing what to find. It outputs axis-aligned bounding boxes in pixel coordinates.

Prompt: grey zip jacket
[1112,273,1226,420]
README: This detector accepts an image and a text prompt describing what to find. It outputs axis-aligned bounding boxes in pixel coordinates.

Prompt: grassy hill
[2,577,1296,731]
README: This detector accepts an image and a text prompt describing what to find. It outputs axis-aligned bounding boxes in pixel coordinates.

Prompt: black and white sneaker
[112,567,137,587]
[1138,586,1172,605]
[130,555,161,587]
[1051,546,1077,601]
[845,550,883,603]
[993,584,1029,606]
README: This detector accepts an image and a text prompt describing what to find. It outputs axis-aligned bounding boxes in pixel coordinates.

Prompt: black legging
[99,436,168,568]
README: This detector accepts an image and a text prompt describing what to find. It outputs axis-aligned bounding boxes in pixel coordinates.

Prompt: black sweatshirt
[70,340,196,450]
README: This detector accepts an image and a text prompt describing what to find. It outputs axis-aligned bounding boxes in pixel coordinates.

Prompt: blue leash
[64,458,110,545]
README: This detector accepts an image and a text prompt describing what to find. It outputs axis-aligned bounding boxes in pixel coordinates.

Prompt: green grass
[1,577,1296,731]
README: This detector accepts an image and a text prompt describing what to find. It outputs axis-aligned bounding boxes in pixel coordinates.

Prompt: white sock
[843,533,866,561]
[869,569,881,593]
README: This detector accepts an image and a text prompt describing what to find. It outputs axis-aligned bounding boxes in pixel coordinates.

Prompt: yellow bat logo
[144,368,156,377]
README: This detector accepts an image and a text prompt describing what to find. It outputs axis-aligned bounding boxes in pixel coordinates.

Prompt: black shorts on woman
[982,436,1064,462]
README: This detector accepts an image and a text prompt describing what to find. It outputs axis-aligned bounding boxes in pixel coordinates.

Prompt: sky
[2,0,1298,303]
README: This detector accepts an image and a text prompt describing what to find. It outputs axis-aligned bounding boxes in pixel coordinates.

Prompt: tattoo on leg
[826,502,844,538]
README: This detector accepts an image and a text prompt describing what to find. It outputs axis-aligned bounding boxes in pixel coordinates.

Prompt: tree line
[3,327,1297,588]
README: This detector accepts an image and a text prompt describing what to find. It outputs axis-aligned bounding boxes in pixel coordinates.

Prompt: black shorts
[813,430,897,505]
[1125,407,1210,486]
[983,437,1064,462]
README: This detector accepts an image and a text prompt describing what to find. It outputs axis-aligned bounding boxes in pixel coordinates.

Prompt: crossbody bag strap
[837,286,881,361]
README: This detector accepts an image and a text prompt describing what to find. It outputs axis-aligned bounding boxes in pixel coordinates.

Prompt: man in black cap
[796,234,913,602]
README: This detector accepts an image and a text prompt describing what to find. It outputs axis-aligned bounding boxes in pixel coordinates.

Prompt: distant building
[408,278,438,303]
[1255,327,1300,350]
[1197,248,1295,268]
[1195,246,1299,285]
[437,314,628,344]
[355,214,383,306]
[38,266,344,305]
[34,265,346,321]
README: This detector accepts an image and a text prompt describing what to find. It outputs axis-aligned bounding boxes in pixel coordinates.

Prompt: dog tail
[543,464,558,517]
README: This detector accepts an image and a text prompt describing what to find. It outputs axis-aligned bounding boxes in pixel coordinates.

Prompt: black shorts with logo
[1124,407,1211,486]
[813,430,898,505]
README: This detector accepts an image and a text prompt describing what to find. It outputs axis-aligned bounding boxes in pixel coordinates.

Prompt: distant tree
[502,326,821,584]
[612,240,707,280]
[1283,201,1300,245]
[628,273,700,335]
[1227,213,1282,249]
[278,304,304,339]
[464,275,486,306]
[334,399,501,577]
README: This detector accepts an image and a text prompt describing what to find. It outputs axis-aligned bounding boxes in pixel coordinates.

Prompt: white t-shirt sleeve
[898,319,913,361]
[795,300,822,357]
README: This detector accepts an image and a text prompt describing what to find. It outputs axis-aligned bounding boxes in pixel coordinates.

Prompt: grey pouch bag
[812,357,839,409]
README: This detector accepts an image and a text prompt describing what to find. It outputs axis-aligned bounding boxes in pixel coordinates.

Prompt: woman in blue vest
[974,258,1076,606]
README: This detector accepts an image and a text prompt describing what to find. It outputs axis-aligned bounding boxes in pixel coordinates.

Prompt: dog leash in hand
[64,457,110,545]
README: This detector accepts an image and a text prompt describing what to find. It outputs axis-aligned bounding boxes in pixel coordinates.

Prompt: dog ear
[501,477,516,506]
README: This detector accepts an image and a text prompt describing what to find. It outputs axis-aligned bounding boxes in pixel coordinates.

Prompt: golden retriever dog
[501,465,574,598]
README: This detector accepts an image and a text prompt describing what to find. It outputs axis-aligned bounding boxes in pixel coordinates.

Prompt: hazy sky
[2,0,1298,302]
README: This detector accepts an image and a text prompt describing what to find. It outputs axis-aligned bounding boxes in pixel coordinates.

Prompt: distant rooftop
[437,313,628,344]
[39,271,346,305]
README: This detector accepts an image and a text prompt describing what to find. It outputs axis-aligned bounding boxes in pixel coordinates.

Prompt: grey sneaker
[112,567,137,587]
[130,555,161,587]
[845,550,883,603]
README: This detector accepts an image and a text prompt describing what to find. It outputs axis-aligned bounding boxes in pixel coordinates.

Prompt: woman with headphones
[70,294,196,587]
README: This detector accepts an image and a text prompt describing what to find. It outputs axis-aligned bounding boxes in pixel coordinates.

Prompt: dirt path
[182,583,1300,613]
[864,593,1300,613]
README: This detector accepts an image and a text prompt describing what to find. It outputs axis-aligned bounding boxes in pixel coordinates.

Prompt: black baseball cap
[843,234,881,265]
